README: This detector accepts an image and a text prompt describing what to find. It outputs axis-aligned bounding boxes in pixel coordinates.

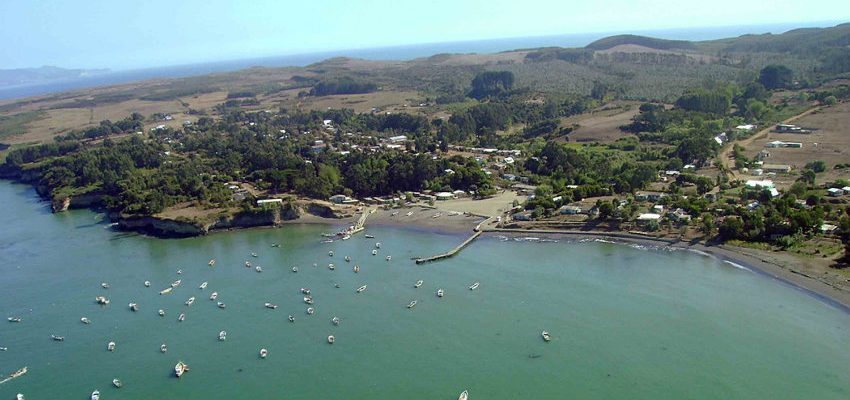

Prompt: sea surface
[1,21,842,100]
[0,180,848,399]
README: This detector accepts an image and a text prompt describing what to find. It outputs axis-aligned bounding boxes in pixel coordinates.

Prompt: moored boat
[171,279,181,288]
[10,366,28,379]
[255,266,263,273]
[160,344,167,353]
[174,361,188,377]
[178,313,185,321]
[199,282,207,289]
[437,289,444,298]
[542,331,551,342]
[158,309,165,316]
[217,302,226,309]
[208,259,216,266]
[386,255,392,261]
[210,292,218,300]
[375,242,381,248]
[16,394,24,400]
[81,317,91,324]
[112,378,122,388]
[185,297,195,306]
[407,300,417,309]
[251,252,258,258]
[107,341,115,351]
[288,315,295,322]
[264,302,278,309]
[144,280,151,287]
[344,255,351,262]
[219,331,227,341]
[91,390,100,400]
[328,263,335,270]
[372,249,378,255]
[291,266,298,273]
[328,251,334,257]
[458,389,469,400]
[245,261,251,268]
[306,307,314,315]
[414,280,423,288]
[101,282,109,289]
[95,296,110,304]
[332,316,340,325]
[51,335,64,341]
[7,317,22,322]
[128,303,139,312]
[327,335,335,344]
[365,234,375,238]
[303,296,313,304]
[468,282,480,290]
[259,348,268,358]
[353,265,360,273]
[159,287,172,295]
[300,288,311,295]
[356,285,367,293]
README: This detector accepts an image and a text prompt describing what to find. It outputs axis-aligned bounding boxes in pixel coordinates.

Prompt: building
[560,205,582,215]
[766,141,802,148]
[745,179,774,189]
[635,192,667,202]
[257,198,283,206]
[652,205,665,213]
[636,213,662,223]
[388,135,407,143]
[511,212,532,221]
[827,188,844,197]
[329,194,349,203]
[435,192,455,201]
[762,164,792,173]
[668,208,692,222]
[775,124,810,133]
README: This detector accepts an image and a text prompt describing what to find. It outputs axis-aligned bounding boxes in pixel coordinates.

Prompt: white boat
[171,279,182,288]
[341,235,351,240]
[107,341,115,351]
[328,263,335,270]
[159,288,172,295]
[301,288,311,295]
[344,256,351,262]
[372,249,378,255]
[386,255,392,261]
[51,335,64,341]
[365,234,375,238]
[101,282,109,289]
[91,390,100,400]
[112,378,122,388]
[7,317,22,322]
[407,300,417,309]
[178,313,185,321]
[199,282,208,289]
[16,394,24,400]
[128,303,139,312]
[144,280,151,287]
[291,266,298,273]
[437,289,444,298]
[185,297,195,306]
[264,303,278,309]
[80,317,91,324]
[468,282,480,290]
[414,280,423,288]
[303,296,314,304]
[328,251,334,257]
[255,266,263,273]
[271,243,280,247]
[321,239,334,243]
[176,269,182,275]
[0,347,7,351]
[353,265,360,273]
[327,335,335,344]
[217,302,226,309]
[432,213,442,218]
[356,285,367,293]
[259,348,268,358]
[245,261,252,268]
[458,390,469,400]
[158,309,165,317]
[210,292,218,300]
[160,344,167,353]
[375,242,381,248]
[288,315,295,323]
[251,252,258,258]
[306,307,315,315]
[219,331,227,341]
[332,316,340,325]
[208,259,216,266]
[542,331,551,342]
[95,296,110,304]
[174,361,188,377]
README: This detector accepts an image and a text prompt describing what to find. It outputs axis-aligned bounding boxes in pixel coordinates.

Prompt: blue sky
[1,0,847,70]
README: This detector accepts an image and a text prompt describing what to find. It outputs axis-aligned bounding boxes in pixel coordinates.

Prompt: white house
[388,135,408,143]
[637,213,662,222]
[560,205,582,215]
[827,188,844,197]
[257,198,283,206]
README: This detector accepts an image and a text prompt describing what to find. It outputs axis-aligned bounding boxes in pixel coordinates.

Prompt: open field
[558,101,639,143]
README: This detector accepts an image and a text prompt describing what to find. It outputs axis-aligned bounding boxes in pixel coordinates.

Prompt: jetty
[347,208,374,236]
[415,231,481,264]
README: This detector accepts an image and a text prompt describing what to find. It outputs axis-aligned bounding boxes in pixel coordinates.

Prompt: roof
[637,213,662,220]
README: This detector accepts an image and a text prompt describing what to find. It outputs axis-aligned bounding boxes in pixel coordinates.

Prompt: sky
[1,0,847,70]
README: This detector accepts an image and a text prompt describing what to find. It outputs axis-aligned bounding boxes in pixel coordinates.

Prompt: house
[762,164,792,173]
[636,213,662,223]
[388,135,407,143]
[765,141,802,148]
[668,208,691,222]
[652,205,665,213]
[736,124,756,131]
[504,157,515,164]
[552,196,563,203]
[329,194,348,203]
[746,179,774,189]
[827,188,844,197]
[257,198,283,206]
[775,124,810,133]
[560,205,582,215]
[820,224,838,234]
[511,212,532,221]
[843,186,850,194]
[635,192,666,202]
[503,174,517,181]
[435,192,455,201]
[452,190,467,198]
[714,132,728,145]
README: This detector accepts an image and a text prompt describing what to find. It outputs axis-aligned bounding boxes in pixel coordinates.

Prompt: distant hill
[698,23,850,56]
[585,35,697,51]
[0,66,109,87]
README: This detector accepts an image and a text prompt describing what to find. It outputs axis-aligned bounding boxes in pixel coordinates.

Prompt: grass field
[0,110,45,140]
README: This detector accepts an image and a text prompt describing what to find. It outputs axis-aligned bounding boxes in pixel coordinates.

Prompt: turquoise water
[1,180,848,399]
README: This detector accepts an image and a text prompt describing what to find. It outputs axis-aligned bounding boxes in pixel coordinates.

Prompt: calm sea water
[0,180,848,399]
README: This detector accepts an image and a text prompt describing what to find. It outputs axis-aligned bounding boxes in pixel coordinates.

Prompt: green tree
[758,65,794,90]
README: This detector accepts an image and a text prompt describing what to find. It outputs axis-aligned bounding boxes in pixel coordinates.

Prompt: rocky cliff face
[50,192,105,213]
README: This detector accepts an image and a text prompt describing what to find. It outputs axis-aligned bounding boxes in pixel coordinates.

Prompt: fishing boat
[158,309,165,316]
[171,279,182,288]
[332,316,340,326]
[51,335,64,341]
[327,335,335,344]
[259,348,268,358]
[301,288,311,295]
[112,378,122,388]
[306,307,315,315]
[7,316,22,322]
[91,390,100,400]
[101,282,109,289]
[542,331,551,342]
[80,317,91,324]
[288,315,295,323]
[414,280,423,288]
[264,303,278,309]
[107,341,115,351]
[251,252,258,258]
[199,282,207,289]
[356,285,367,293]
[328,251,334,257]
[344,255,351,262]
[255,266,263,273]
[303,296,313,304]
[218,331,227,341]
[407,300,417,309]
[159,288,172,295]
[437,289,444,297]
[217,302,226,309]
[386,255,392,261]
[174,361,188,377]
[185,297,195,306]
[95,296,110,304]
[160,344,167,353]
[353,265,360,273]
[245,261,252,268]
[468,282,480,290]
[210,292,218,300]
[128,303,139,312]
[372,249,378,255]
[144,281,151,287]
[178,313,185,321]
[328,263,335,270]
[208,259,216,266]
[365,234,375,238]
[458,390,469,400]
[291,266,298,273]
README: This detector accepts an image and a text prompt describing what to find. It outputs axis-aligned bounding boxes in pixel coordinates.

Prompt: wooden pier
[347,208,374,236]
[415,231,482,264]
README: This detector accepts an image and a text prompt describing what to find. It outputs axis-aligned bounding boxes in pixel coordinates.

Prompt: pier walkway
[415,231,482,264]
[348,208,374,236]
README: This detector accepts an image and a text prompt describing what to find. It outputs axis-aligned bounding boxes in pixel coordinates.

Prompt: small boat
[10,366,27,379]
[344,256,351,262]
[199,282,208,289]
[386,255,392,261]
[414,280,423,288]
[291,266,298,273]
[178,313,185,321]
[7,317,22,322]
[271,243,280,248]
[405,211,413,217]
[160,344,167,353]
[264,303,278,309]
[259,348,268,358]
[210,292,218,300]
[365,234,375,238]
[245,261,252,268]
[356,285,367,293]
[112,378,122,388]
[468,282,480,290]
[16,394,24,400]
[95,296,110,304]
[321,233,334,237]
[303,296,314,304]
[301,288,311,295]
[144,281,151,287]
[51,335,64,341]
[332,316,340,326]
[334,283,341,288]
[321,239,334,243]
[171,279,182,288]
[128,303,139,312]
[176,269,182,275]
[255,266,263,273]
[174,361,188,377]
[407,300,417,309]
[159,288,172,295]
[185,297,195,306]
[107,341,116,351]
[217,302,226,309]
[0,347,7,351]
[208,259,216,266]
[459,389,469,400]
[328,251,334,257]
[218,331,227,341]
[288,315,295,323]
[91,390,100,400]
[542,331,551,342]
[101,282,109,289]
[328,263,335,270]
[353,265,360,273]
[372,249,378,256]
[341,235,351,240]
[437,289,444,298]
[306,307,314,315]
[251,252,258,258]
[375,242,381,248]
[158,309,165,317]
[327,335,335,344]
